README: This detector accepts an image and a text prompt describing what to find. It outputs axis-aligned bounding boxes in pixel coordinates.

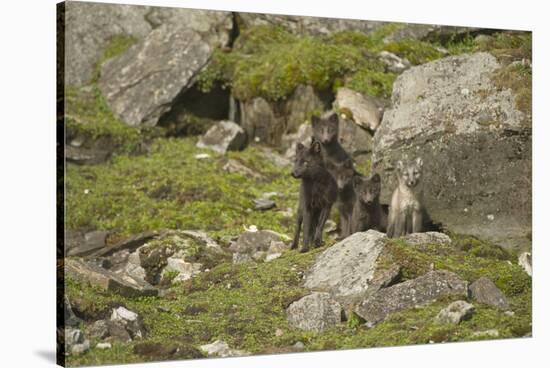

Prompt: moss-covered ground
[64,27,531,367]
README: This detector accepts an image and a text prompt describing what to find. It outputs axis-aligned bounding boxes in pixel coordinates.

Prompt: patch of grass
[66,137,301,240]
[492,62,532,117]
[92,35,138,82]
[478,32,532,64]
[198,25,397,100]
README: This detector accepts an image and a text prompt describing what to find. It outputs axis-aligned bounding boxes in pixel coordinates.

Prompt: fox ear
[396,160,404,172]
[370,173,381,183]
[311,116,320,126]
[415,157,423,168]
[311,140,321,154]
[328,113,339,125]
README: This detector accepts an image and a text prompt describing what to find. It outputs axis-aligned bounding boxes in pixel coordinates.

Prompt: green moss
[92,35,138,82]
[383,39,444,65]
[66,137,301,240]
[198,25,395,100]
[492,62,532,117]
[346,69,396,99]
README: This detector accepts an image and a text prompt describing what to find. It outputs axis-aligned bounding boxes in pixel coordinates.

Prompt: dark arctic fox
[328,158,359,238]
[351,173,388,233]
[291,140,337,252]
[311,112,351,167]
[387,158,425,238]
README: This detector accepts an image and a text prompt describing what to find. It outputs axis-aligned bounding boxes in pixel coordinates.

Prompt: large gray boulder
[64,2,152,86]
[99,25,212,127]
[355,270,468,324]
[64,2,232,87]
[304,230,388,306]
[334,87,383,131]
[373,52,531,249]
[286,292,343,332]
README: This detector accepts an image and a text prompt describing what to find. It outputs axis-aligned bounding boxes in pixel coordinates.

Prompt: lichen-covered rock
[402,232,451,246]
[373,52,531,249]
[66,230,109,257]
[196,121,247,154]
[304,230,387,305]
[64,2,152,86]
[160,256,202,283]
[434,300,475,324]
[469,277,510,310]
[335,87,382,131]
[110,307,146,340]
[286,292,342,332]
[355,270,468,324]
[65,328,90,355]
[230,229,289,263]
[378,51,411,74]
[99,25,212,127]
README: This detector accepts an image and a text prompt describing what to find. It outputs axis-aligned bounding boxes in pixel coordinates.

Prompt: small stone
[469,277,510,310]
[265,253,282,262]
[472,329,499,338]
[96,342,112,350]
[253,198,276,210]
[194,153,210,159]
[196,121,247,154]
[461,88,470,95]
[292,341,305,350]
[434,300,475,324]
[199,340,249,357]
[275,328,284,337]
[504,311,515,317]
[88,320,109,339]
[70,340,90,355]
[487,214,495,221]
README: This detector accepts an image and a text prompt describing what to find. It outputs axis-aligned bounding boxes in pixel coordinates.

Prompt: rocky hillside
[60,2,532,366]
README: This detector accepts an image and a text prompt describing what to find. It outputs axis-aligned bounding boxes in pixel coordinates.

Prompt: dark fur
[311,113,351,167]
[291,140,337,252]
[328,159,358,238]
[351,173,388,233]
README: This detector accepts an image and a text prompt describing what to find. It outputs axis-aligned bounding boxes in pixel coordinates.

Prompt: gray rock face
[239,13,385,36]
[434,300,475,324]
[373,52,531,249]
[469,277,510,310]
[64,2,152,86]
[64,2,232,87]
[99,25,212,127]
[65,258,158,297]
[335,88,383,131]
[196,121,247,154]
[286,292,342,332]
[304,230,387,305]
[230,230,289,263]
[240,85,327,146]
[355,270,468,324]
[144,8,232,47]
[338,116,374,161]
[518,252,532,277]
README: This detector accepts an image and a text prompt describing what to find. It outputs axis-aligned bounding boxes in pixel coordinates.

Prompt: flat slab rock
[304,230,387,304]
[65,258,158,297]
[286,292,343,333]
[355,270,468,324]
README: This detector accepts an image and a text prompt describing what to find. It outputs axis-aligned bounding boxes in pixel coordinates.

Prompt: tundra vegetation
[63,10,531,366]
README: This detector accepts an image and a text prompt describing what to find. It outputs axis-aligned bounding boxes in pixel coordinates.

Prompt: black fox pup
[351,173,388,233]
[311,113,351,167]
[291,140,337,252]
[329,159,359,238]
